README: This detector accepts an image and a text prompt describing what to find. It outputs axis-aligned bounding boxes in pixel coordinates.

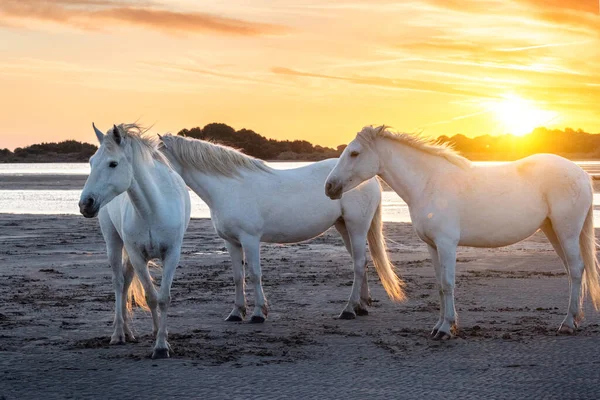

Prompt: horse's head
[79,123,134,218]
[325,125,384,200]
[157,133,184,176]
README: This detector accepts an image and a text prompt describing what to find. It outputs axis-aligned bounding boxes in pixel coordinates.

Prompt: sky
[0,0,599,150]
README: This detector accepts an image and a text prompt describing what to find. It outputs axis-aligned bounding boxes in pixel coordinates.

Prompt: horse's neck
[180,167,232,209]
[127,156,165,221]
[376,139,446,207]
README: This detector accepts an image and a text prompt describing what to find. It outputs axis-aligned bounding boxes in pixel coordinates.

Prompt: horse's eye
[350,151,359,158]
[109,161,118,168]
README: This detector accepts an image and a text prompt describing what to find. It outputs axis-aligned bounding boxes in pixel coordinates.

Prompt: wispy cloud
[271,67,493,98]
[0,0,289,36]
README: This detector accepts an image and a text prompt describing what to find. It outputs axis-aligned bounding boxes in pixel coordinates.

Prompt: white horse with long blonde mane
[158,134,404,322]
[79,123,190,358]
[326,125,600,340]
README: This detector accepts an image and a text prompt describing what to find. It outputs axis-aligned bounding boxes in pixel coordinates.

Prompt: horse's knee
[248,271,261,285]
[158,294,171,309]
[233,274,244,286]
[112,273,124,287]
[569,267,583,283]
[440,281,454,296]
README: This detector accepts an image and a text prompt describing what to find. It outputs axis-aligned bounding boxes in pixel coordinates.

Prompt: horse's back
[212,158,379,243]
[423,154,591,247]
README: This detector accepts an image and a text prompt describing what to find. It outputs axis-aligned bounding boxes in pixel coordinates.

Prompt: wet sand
[1,214,600,399]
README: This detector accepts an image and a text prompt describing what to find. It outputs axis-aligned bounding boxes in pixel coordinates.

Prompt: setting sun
[488,95,558,136]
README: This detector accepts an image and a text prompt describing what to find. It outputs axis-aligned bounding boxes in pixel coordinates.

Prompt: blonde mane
[359,125,471,169]
[104,123,171,166]
[161,134,271,177]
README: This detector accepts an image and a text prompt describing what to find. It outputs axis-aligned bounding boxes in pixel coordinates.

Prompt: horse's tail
[367,199,406,302]
[581,201,600,310]
[127,259,161,312]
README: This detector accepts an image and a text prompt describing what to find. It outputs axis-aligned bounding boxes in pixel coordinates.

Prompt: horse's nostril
[326,182,333,192]
[86,197,94,207]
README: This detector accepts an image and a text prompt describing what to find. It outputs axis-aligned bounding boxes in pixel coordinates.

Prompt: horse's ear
[92,123,104,143]
[112,124,122,145]
[157,134,168,149]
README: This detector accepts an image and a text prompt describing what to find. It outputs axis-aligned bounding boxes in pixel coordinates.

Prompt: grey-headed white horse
[79,124,190,358]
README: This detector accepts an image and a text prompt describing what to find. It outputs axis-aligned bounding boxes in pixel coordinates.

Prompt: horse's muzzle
[79,196,99,218]
[325,181,343,200]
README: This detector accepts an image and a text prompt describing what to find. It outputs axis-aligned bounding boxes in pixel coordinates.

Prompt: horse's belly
[261,208,340,244]
[459,208,547,247]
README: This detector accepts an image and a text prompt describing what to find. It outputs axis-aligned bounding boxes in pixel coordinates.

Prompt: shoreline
[2,173,600,191]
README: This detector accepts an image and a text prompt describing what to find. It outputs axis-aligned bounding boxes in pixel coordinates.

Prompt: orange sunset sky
[0,0,599,150]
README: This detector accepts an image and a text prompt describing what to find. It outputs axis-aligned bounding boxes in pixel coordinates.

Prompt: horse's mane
[359,125,471,169]
[160,134,271,177]
[104,124,170,166]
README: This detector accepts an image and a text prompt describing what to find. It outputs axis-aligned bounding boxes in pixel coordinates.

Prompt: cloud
[423,0,600,35]
[0,0,288,36]
[271,66,493,98]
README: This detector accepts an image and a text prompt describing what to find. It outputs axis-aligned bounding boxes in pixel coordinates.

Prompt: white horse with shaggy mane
[158,133,404,322]
[326,125,600,340]
[79,123,190,358]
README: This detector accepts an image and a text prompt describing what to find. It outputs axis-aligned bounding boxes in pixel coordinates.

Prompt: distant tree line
[178,123,343,161]
[0,140,97,163]
[437,127,600,160]
[2,124,600,163]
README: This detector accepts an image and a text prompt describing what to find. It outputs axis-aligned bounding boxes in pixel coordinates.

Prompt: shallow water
[1,162,600,224]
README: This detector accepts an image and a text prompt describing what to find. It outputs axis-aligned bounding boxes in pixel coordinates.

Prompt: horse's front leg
[427,244,445,337]
[108,244,128,345]
[99,216,129,345]
[432,240,458,340]
[241,237,268,323]
[151,249,181,359]
[224,240,247,322]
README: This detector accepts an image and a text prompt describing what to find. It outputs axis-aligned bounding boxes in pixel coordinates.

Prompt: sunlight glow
[487,94,558,136]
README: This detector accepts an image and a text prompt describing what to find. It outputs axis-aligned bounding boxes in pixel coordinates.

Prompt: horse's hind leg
[125,246,160,338]
[224,240,247,322]
[546,218,586,334]
[99,212,128,345]
[335,219,370,318]
[336,218,369,320]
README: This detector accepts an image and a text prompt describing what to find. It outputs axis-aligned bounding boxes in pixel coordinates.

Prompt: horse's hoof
[430,329,439,338]
[432,330,452,341]
[151,348,170,359]
[249,315,266,324]
[110,336,126,345]
[339,311,356,320]
[558,324,575,335]
[355,307,369,316]
[226,315,243,322]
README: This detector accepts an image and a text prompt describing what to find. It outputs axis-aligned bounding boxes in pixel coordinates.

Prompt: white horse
[79,123,190,358]
[326,125,600,340]
[158,134,404,322]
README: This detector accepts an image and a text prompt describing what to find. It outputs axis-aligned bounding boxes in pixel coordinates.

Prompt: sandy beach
[1,210,600,399]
